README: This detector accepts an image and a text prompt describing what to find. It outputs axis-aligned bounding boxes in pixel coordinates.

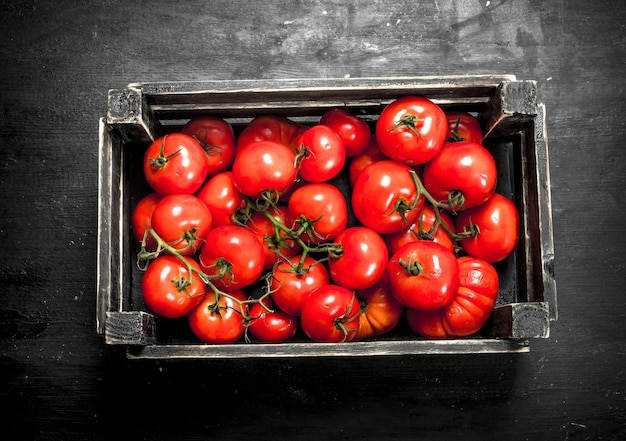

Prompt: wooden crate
[97,75,557,358]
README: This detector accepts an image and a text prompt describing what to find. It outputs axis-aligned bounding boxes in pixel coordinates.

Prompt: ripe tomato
[319,108,371,157]
[423,141,497,211]
[385,204,456,256]
[198,225,265,290]
[287,183,348,244]
[150,194,212,255]
[328,227,388,290]
[387,240,459,311]
[236,114,307,152]
[270,256,330,316]
[231,140,297,198]
[351,160,424,234]
[143,133,209,195]
[295,124,346,183]
[181,116,236,177]
[406,256,499,338]
[195,171,246,227]
[445,111,483,144]
[375,96,447,165]
[247,297,298,343]
[188,289,247,344]
[131,192,163,251]
[300,284,361,342]
[455,193,520,263]
[348,135,388,187]
[353,273,404,341]
[141,255,206,318]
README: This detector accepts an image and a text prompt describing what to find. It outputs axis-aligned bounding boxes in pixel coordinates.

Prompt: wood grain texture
[1,0,625,440]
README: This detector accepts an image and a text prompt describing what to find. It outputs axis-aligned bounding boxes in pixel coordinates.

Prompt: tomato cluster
[132,99,520,344]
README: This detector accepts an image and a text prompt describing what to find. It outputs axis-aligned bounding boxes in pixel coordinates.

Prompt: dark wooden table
[1,1,625,439]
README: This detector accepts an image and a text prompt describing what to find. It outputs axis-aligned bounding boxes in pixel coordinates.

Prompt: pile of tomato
[131,95,520,344]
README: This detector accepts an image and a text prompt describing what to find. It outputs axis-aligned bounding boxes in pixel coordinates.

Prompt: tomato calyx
[148,135,182,169]
[447,117,465,143]
[446,189,466,213]
[390,114,425,138]
[393,257,428,278]
[191,134,226,157]
[333,294,360,342]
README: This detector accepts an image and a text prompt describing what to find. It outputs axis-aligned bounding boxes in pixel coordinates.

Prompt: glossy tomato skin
[131,192,163,251]
[455,193,520,263]
[150,194,212,255]
[246,205,301,270]
[236,115,307,152]
[270,256,330,316]
[375,96,447,165]
[319,108,371,157]
[423,141,497,211]
[231,140,297,198]
[329,227,389,290]
[348,135,388,187]
[198,225,265,290]
[247,297,298,343]
[406,256,499,338]
[141,255,206,318]
[300,284,361,342]
[188,290,247,344]
[195,171,246,227]
[387,240,459,311]
[295,124,346,183]
[351,160,425,234]
[353,273,404,341]
[181,116,236,177]
[143,133,209,195]
[445,111,483,145]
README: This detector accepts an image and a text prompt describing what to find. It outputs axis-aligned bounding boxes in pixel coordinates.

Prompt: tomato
[387,240,459,311]
[351,160,424,234]
[423,141,497,211]
[319,108,371,157]
[348,135,388,187]
[375,96,447,165]
[455,193,520,263]
[181,116,236,177]
[270,255,330,316]
[406,256,499,338]
[195,171,246,227]
[247,297,298,343]
[236,115,307,152]
[150,194,212,255]
[188,289,247,344]
[141,255,206,318]
[143,133,209,195]
[131,192,163,251]
[300,284,361,342]
[231,140,297,198]
[295,124,346,183]
[445,111,483,145]
[328,227,388,290]
[287,183,348,244]
[385,204,456,256]
[198,225,265,290]
[353,273,404,341]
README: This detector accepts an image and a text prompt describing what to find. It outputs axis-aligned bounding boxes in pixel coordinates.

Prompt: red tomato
[195,171,246,227]
[406,256,499,338]
[143,133,209,195]
[236,115,307,152]
[150,194,212,255]
[141,255,206,318]
[351,160,424,234]
[188,290,247,344]
[328,227,388,290]
[319,108,371,157]
[455,193,520,263]
[270,256,330,316]
[181,116,236,177]
[375,96,447,165]
[348,135,388,187]
[445,111,483,144]
[385,204,456,255]
[131,192,163,251]
[423,141,497,211]
[198,225,265,290]
[295,124,346,183]
[387,240,459,311]
[300,284,361,342]
[231,140,297,198]
[287,183,348,244]
[247,297,298,343]
[353,273,404,341]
